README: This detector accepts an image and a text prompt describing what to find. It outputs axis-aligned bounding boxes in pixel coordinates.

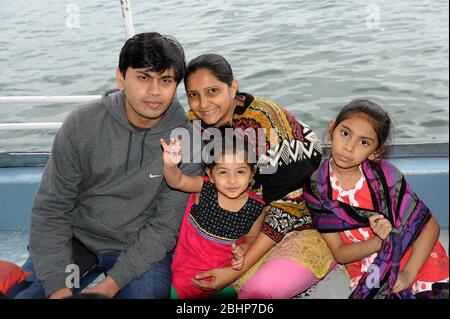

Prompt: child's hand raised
[160,138,182,167]
[369,214,392,240]
[231,243,245,271]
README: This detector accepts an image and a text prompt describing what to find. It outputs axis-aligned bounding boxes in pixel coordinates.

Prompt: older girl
[304,99,449,298]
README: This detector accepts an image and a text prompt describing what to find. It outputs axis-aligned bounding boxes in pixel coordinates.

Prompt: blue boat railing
[0,139,448,231]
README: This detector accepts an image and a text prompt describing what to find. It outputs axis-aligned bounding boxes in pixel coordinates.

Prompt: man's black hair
[119,32,186,84]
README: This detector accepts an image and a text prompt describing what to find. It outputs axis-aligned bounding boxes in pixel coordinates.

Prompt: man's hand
[82,276,119,298]
[369,214,392,240]
[49,288,73,299]
[231,243,245,271]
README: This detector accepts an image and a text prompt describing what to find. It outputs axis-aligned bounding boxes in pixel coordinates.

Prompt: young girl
[304,99,449,299]
[160,136,266,299]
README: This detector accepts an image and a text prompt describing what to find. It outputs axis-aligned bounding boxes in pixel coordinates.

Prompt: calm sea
[0,0,448,152]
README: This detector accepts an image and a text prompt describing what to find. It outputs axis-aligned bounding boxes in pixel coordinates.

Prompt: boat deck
[1,230,448,298]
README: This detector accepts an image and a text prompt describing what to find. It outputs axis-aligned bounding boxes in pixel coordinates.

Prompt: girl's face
[330,113,380,170]
[206,152,254,201]
[185,68,238,127]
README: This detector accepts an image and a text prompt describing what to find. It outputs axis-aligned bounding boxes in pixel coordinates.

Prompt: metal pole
[0,95,100,104]
[120,0,135,39]
[0,123,62,130]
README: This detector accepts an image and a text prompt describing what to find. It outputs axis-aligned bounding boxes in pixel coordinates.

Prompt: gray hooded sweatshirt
[29,89,203,297]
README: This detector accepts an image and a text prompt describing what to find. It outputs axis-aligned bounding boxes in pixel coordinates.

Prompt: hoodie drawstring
[125,131,133,176]
[124,129,151,175]
[140,129,150,168]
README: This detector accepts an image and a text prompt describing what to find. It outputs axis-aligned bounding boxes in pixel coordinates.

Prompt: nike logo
[149,174,162,178]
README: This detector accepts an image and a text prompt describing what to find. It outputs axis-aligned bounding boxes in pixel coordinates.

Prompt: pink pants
[238,258,337,299]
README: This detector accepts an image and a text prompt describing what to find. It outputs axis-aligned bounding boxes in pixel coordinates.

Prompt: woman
[184,53,335,298]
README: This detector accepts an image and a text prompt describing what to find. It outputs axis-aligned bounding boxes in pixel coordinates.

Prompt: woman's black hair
[184,53,234,88]
[119,32,186,84]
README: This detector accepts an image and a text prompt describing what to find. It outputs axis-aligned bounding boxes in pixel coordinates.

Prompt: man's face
[116,67,178,128]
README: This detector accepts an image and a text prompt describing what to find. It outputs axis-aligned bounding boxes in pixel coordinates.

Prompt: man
[15,32,203,299]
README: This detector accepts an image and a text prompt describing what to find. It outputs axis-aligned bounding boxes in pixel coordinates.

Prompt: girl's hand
[160,138,182,167]
[231,243,245,271]
[392,271,414,293]
[192,267,236,292]
[49,288,73,299]
[369,214,392,240]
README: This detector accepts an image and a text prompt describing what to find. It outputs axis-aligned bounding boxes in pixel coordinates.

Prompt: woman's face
[185,68,238,127]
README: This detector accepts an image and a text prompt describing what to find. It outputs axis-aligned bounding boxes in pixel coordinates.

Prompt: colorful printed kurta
[187,92,334,280]
[171,179,265,299]
[304,158,450,299]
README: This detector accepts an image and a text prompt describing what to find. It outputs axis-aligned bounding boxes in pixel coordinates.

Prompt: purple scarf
[304,159,432,299]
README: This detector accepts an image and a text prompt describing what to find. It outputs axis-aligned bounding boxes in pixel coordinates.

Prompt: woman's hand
[160,138,182,168]
[192,267,239,292]
[231,243,245,271]
[392,271,414,293]
[369,214,392,240]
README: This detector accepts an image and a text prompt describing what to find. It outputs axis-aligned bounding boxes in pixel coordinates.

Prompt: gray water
[0,0,448,152]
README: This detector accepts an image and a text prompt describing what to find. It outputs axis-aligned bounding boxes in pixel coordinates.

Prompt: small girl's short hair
[206,134,256,170]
